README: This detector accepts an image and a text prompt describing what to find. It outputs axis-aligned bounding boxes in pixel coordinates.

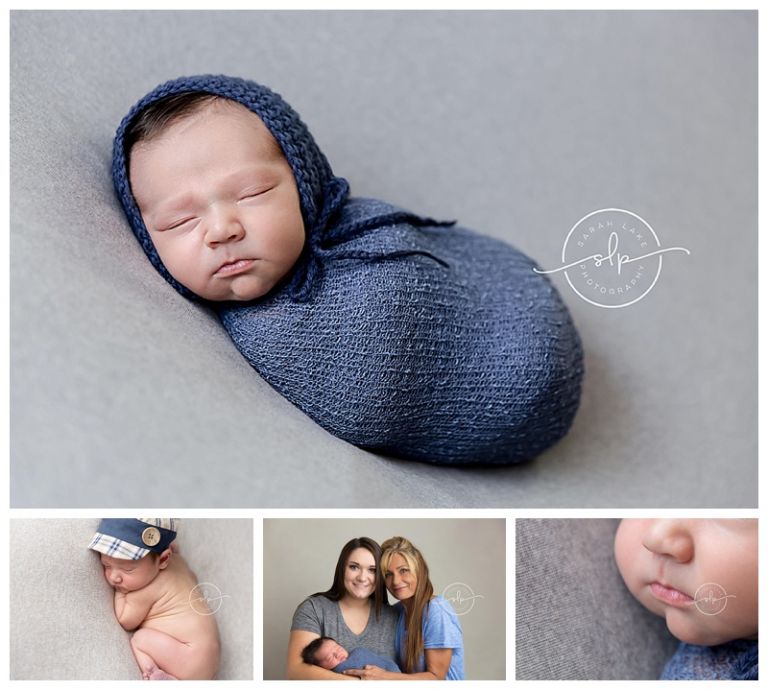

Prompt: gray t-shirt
[291,596,398,662]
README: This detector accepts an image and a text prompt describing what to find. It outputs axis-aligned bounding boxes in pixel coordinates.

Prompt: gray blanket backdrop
[516,518,678,679]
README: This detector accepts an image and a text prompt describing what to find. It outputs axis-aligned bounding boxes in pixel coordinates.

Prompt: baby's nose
[205,205,245,246]
[643,520,694,563]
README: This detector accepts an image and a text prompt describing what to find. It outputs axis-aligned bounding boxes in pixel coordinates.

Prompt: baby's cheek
[720,591,759,641]
[615,551,645,604]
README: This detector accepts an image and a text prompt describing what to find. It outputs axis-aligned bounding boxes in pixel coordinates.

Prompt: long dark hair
[313,537,387,618]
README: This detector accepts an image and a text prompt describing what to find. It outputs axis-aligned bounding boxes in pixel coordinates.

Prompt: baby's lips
[650,581,694,607]
[214,258,256,277]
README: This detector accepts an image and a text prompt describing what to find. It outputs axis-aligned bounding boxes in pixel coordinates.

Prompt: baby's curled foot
[148,667,178,680]
[142,666,178,680]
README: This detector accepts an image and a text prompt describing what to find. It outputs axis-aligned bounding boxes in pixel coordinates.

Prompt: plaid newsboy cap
[88,518,178,560]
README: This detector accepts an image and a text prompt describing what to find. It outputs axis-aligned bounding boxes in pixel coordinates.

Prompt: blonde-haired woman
[344,536,464,680]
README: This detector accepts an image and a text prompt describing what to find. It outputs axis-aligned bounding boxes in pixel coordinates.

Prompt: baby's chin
[634,591,717,646]
[664,608,751,647]
[200,280,275,302]
[191,267,286,302]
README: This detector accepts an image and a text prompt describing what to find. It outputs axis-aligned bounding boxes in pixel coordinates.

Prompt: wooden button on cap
[142,526,161,546]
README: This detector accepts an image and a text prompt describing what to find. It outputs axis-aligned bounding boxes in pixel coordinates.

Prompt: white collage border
[2,1,764,688]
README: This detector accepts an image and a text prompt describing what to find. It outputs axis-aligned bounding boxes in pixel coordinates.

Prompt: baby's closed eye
[237,184,276,202]
[157,217,197,232]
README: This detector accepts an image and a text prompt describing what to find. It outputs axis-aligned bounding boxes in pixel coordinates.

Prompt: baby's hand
[113,590,128,618]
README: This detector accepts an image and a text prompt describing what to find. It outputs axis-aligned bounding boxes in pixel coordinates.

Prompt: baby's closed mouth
[214,258,256,277]
[649,581,694,607]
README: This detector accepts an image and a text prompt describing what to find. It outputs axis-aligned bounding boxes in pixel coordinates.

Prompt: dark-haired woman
[286,537,399,680]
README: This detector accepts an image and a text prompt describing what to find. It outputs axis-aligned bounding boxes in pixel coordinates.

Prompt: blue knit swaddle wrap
[661,640,758,680]
[332,648,400,674]
[112,74,583,464]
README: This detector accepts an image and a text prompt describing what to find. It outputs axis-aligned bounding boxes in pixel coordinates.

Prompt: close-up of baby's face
[129,99,305,301]
[614,519,758,646]
[100,553,163,593]
[314,639,349,670]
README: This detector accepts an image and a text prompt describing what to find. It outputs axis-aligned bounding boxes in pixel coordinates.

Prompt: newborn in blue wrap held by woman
[112,74,584,465]
[301,637,401,674]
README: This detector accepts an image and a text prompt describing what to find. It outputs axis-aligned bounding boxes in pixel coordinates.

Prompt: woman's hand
[344,650,454,681]
[343,665,394,680]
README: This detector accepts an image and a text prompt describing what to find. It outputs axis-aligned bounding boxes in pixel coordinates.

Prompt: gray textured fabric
[10,10,756,507]
[515,518,678,680]
[9,519,253,680]
[291,596,399,663]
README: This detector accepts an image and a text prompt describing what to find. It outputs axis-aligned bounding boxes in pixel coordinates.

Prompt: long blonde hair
[380,537,434,674]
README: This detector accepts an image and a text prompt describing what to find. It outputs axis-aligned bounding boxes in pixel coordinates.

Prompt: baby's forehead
[129,96,285,188]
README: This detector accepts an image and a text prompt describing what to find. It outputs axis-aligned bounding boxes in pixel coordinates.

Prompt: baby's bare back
[139,555,219,647]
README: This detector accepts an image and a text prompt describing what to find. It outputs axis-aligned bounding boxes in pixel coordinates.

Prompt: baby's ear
[157,548,173,569]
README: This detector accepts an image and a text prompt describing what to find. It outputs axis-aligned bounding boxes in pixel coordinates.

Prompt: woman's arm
[343,649,453,681]
[285,629,358,680]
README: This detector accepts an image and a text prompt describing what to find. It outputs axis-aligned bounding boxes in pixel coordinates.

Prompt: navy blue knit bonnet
[112,74,349,301]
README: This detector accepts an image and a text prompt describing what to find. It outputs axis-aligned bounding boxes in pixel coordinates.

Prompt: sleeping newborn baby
[301,637,401,674]
[113,74,583,464]
[89,518,220,680]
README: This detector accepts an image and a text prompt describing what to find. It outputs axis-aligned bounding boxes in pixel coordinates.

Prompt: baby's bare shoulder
[159,554,200,590]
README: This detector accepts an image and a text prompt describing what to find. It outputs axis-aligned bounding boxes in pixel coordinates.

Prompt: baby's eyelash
[164,218,194,230]
[238,184,276,201]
